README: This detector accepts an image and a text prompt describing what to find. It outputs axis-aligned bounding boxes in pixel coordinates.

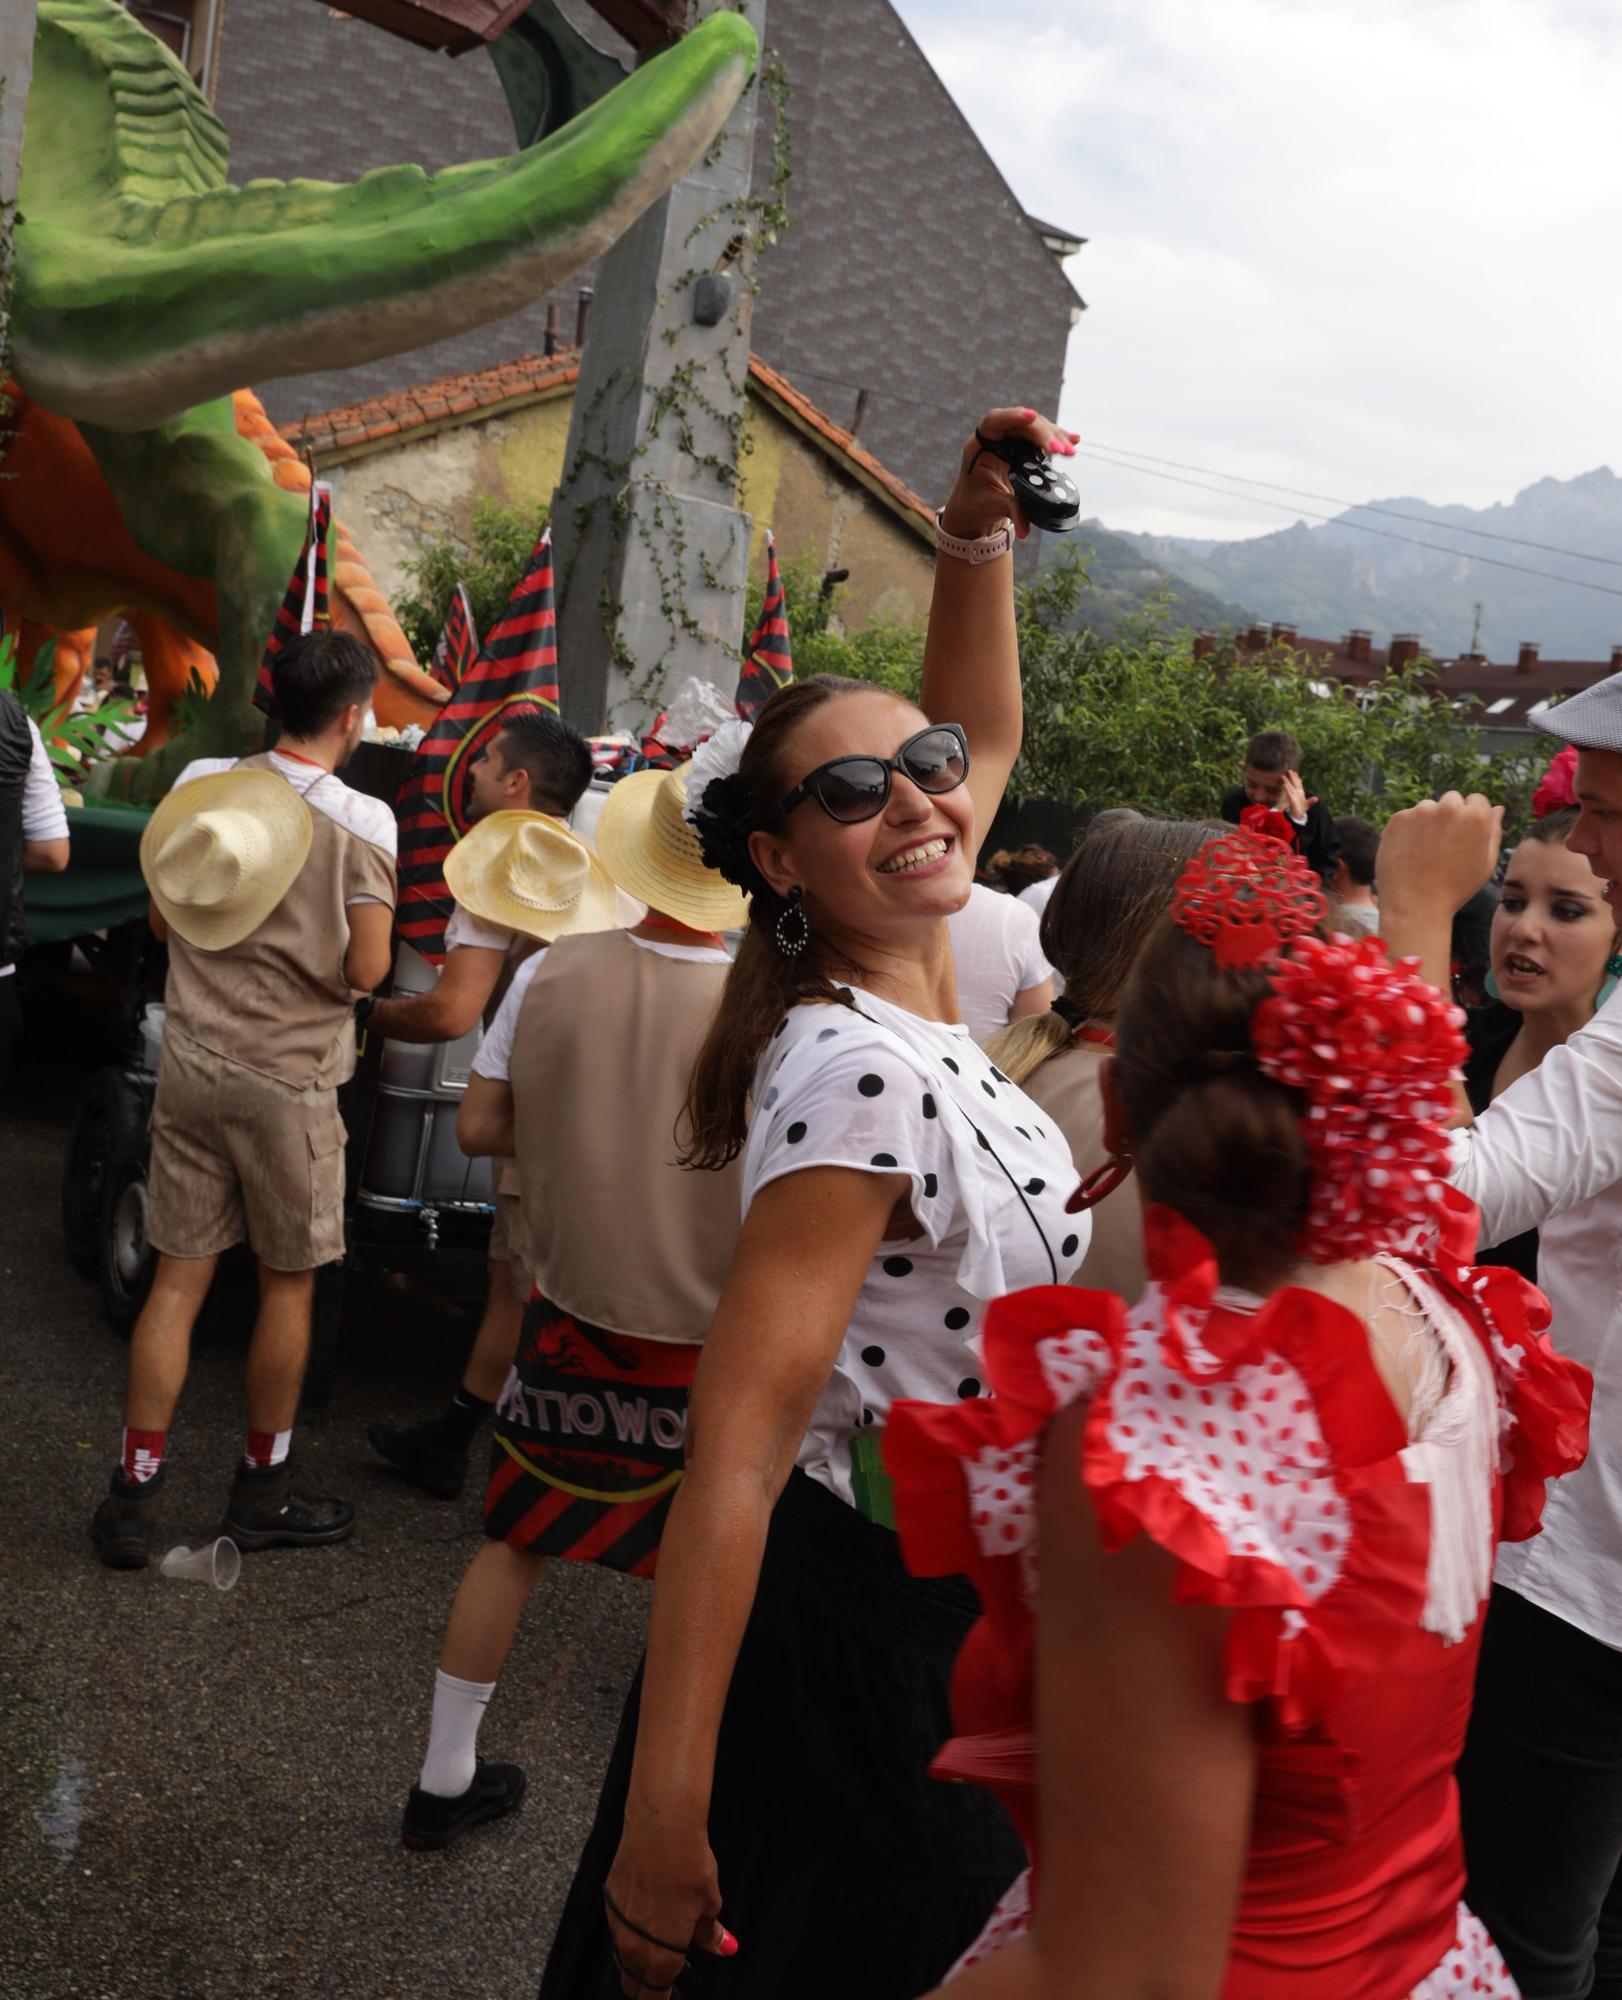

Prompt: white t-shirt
[1334,901,1380,936]
[175,751,395,902]
[471,933,729,1083]
[1017,875,1057,918]
[946,883,1055,1041]
[742,985,1086,1507]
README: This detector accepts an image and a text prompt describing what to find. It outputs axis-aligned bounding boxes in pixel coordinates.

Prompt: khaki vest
[509,929,739,1342]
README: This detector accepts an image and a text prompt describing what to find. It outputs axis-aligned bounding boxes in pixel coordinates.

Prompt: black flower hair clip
[690,772,769,899]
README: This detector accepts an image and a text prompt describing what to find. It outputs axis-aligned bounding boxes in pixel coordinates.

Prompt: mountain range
[1086,466,1622,661]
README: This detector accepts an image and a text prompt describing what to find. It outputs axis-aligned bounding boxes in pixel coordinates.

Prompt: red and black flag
[253,482,332,714]
[734,531,793,723]
[394,527,560,965]
[431,584,479,693]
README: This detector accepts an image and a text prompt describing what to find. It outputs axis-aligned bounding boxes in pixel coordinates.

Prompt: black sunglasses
[769,723,971,826]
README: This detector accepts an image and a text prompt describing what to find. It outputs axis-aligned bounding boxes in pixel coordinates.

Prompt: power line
[1082,438,1622,571]
[1077,447,1622,606]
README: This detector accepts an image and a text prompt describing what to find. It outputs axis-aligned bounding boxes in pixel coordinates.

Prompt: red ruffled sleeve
[1424,1188,1592,1545]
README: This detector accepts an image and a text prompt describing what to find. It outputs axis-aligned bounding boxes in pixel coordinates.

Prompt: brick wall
[218,0,1079,508]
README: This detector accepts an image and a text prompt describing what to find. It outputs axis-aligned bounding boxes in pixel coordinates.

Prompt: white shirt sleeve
[470,948,548,1083]
[1450,985,1622,1243]
[1007,895,1055,992]
[445,903,516,955]
[21,719,69,844]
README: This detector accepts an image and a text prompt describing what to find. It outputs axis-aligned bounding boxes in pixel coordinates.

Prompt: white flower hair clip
[683,719,753,830]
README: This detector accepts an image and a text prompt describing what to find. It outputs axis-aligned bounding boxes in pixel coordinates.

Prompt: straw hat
[444,810,622,943]
[140,769,314,951]
[594,763,750,932]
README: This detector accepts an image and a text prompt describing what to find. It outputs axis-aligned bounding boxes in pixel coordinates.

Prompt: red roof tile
[278,349,937,541]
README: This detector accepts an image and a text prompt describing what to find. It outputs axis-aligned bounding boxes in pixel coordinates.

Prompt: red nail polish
[1020,407,1037,419]
[720,1931,740,1958]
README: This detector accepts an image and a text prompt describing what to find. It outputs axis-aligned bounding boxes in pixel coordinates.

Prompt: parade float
[4,0,757,938]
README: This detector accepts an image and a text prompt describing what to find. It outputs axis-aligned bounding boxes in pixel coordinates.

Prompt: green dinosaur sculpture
[7,0,757,801]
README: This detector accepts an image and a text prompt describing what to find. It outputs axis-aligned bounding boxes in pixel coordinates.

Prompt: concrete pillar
[549,0,766,735]
[0,0,39,365]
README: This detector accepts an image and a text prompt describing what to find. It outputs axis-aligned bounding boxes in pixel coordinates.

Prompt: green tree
[394,496,550,664]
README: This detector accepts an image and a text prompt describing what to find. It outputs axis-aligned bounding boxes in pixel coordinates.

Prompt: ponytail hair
[985,815,1221,1087]
[1115,920,1316,1293]
[681,675,879,1169]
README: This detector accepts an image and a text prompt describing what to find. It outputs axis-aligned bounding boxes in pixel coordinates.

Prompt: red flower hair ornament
[1171,831,1467,1265]
[1532,745,1579,820]
[1172,830,1327,969]
[1238,800,1298,849]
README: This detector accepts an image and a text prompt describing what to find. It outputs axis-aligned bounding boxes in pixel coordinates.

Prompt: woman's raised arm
[921,408,1078,838]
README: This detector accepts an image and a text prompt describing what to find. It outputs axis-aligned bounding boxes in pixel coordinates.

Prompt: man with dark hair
[91,627,397,1569]
[0,684,70,1095]
[366,703,597,1500]
[1221,727,1341,885]
[1329,814,1380,934]
[469,708,593,821]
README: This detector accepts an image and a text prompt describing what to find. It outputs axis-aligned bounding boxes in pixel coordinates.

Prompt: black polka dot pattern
[944,1307,971,1330]
[861,1344,886,1366]
[943,1056,959,1074]
[981,1080,996,1099]
[786,1121,807,1144]
[922,1093,937,1120]
[1062,1234,1079,1259]
[922,1173,938,1199]
[957,1378,981,1399]
[861,1408,875,1427]
[990,1067,1010,1085]
[858,1073,885,1097]
[882,1256,913,1278]
[817,1027,839,1043]
[1025,1178,1045,1195]
[871,1152,898,1168]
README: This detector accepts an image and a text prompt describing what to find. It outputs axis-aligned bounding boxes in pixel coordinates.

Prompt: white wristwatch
[934,512,1015,565]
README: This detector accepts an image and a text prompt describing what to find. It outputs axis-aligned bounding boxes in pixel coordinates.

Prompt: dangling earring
[1066,1155,1133,1212]
[1598,953,1622,1010]
[1484,968,1502,1002]
[775,887,811,958]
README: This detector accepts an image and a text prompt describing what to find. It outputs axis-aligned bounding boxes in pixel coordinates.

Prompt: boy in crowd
[91,629,396,1569]
[1329,814,1380,933]
[1221,729,1341,885]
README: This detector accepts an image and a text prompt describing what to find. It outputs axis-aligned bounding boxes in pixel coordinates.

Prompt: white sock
[419,1669,496,1799]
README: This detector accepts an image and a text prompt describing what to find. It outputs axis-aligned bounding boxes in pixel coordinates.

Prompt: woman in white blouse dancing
[539,408,1088,2000]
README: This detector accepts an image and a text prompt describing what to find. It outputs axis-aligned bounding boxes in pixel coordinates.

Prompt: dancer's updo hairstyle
[1115,916,1322,1294]
[682,674,883,1169]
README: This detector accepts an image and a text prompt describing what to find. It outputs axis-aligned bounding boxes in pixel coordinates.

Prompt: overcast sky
[891,0,1622,540]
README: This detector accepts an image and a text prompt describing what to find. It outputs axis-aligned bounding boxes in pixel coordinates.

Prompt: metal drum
[356,940,494,1232]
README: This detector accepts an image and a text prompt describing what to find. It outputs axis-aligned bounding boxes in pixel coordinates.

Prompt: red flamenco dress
[886,1193,1591,1999]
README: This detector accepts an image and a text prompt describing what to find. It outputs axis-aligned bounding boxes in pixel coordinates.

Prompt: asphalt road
[0,1004,646,2000]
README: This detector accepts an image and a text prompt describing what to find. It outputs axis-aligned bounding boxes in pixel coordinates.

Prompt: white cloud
[892,0,1622,538]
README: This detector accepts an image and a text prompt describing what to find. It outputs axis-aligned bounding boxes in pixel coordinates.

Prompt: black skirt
[538,1468,1024,2000]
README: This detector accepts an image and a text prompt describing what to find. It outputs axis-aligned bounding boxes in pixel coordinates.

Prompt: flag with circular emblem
[734,530,793,723]
[394,528,560,965]
[252,482,332,716]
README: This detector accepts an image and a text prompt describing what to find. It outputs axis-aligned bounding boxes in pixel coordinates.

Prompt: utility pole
[1469,600,1484,657]
[0,0,39,370]
[548,0,768,735]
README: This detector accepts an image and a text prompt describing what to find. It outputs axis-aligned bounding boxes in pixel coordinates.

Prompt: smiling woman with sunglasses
[537,409,1089,2000]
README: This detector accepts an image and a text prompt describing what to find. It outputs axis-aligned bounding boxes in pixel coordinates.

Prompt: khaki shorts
[147,1029,346,1271]
[488,1159,531,1302]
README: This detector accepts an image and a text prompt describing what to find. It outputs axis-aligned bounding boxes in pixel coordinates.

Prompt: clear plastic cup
[159,1538,242,1591]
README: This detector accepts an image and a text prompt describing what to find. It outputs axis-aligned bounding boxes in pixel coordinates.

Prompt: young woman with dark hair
[539,408,1089,2000]
[887,829,1592,2000]
[985,814,1219,1298]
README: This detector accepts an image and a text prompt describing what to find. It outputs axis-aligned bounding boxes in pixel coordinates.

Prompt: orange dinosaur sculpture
[0,382,446,753]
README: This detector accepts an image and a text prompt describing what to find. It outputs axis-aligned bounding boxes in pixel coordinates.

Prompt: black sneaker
[91,1464,164,1571]
[368,1419,469,1501]
[401,1760,526,1851]
[222,1459,355,1550]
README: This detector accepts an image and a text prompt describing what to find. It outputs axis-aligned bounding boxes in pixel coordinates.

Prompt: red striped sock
[121,1427,166,1485]
[244,1428,292,1470]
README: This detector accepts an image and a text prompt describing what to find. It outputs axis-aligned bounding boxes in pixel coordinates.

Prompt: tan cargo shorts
[487,1156,531,1302]
[147,1028,346,1272]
